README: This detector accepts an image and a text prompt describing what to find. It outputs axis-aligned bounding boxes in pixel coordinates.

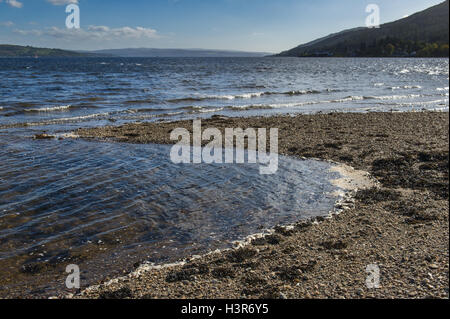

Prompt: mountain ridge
[0,45,270,58]
[277,1,449,57]
[84,48,270,57]
[0,44,92,57]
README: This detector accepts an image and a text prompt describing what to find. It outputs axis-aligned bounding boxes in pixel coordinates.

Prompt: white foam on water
[24,105,72,112]
[227,94,428,111]
[194,107,224,113]
[192,90,326,102]
[389,85,422,90]
[364,94,422,100]
[332,96,365,102]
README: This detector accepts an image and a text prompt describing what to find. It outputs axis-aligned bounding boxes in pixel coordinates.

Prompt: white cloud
[13,28,43,36]
[14,25,160,41]
[46,0,78,5]
[0,21,14,27]
[0,0,24,8]
[1,0,78,7]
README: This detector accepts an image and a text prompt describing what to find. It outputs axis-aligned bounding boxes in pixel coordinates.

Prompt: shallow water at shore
[0,134,345,297]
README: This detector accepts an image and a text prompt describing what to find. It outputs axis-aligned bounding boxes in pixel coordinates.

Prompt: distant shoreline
[1,56,449,59]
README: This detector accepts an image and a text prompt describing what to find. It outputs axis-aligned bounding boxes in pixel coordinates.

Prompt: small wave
[332,96,365,103]
[437,87,449,91]
[163,111,184,116]
[181,105,205,110]
[167,97,205,103]
[230,104,277,111]
[167,89,335,104]
[125,107,171,114]
[237,85,267,89]
[227,93,431,111]
[388,85,422,90]
[230,100,325,111]
[374,83,384,87]
[377,99,449,107]
[431,106,450,112]
[192,107,224,114]
[230,96,360,111]
[0,112,111,129]
[200,93,265,100]
[42,112,110,123]
[167,94,254,103]
[13,102,39,108]
[235,92,266,98]
[123,107,223,121]
[279,90,322,95]
[363,94,422,100]
[123,99,156,105]
[24,105,72,112]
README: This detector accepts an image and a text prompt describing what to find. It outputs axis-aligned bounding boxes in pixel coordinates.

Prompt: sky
[0,0,445,53]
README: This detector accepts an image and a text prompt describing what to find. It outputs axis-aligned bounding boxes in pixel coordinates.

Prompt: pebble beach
[69,111,449,299]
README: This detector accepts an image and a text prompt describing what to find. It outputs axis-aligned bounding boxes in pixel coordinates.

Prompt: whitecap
[195,107,224,113]
[332,96,365,102]
[364,94,422,100]
[24,105,72,112]
[389,85,422,90]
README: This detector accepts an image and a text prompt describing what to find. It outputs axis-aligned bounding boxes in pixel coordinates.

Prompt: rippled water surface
[0,57,448,297]
[0,135,341,297]
[0,57,448,128]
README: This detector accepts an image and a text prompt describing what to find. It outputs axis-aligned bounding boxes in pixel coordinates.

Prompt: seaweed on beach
[355,188,401,204]
[371,151,449,200]
[165,263,210,283]
[276,266,302,281]
[226,247,258,263]
[211,267,235,279]
[166,268,198,283]
[384,201,440,223]
[98,287,133,299]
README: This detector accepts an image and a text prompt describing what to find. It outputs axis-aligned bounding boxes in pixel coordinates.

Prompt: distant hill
[0,45,269,58]
[0,44,92,57]
[277,0,449,57]
[86,48,270,57]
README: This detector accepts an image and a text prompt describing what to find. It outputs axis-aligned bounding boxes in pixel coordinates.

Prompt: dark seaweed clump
[371,151,449,200]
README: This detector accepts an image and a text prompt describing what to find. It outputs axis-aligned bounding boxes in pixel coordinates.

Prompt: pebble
[429,263,439,269]
[279,292,288,299]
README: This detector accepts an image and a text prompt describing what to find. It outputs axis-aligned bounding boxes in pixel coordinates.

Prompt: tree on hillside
[385,44,395,56]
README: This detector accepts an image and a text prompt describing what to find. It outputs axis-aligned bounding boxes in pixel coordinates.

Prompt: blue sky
[0,0,444,53]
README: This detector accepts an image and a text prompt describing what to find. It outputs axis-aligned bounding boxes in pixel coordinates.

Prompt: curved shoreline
[71,161,375,298]
[66,111,448,299]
